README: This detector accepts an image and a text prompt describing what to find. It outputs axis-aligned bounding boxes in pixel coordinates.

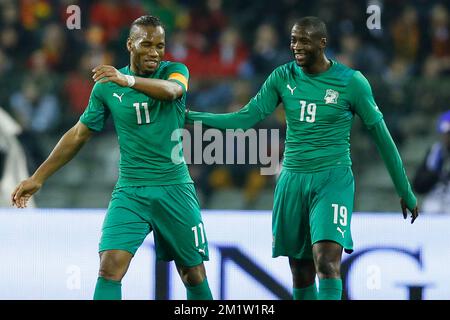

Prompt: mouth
[144,59,159,68]
[294,52,307,61]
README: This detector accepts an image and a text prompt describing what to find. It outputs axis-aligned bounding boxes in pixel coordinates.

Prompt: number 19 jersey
[249,60,383,172]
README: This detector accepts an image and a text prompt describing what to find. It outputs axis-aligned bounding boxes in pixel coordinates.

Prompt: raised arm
[187,69,282,130]
[92,64,188,101]
[11,121,93,208]
[349,71,418,223]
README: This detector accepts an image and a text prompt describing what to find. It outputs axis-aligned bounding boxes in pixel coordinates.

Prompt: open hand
[11,178,42,208]
[401,198,418,224]
[92,65,128,87]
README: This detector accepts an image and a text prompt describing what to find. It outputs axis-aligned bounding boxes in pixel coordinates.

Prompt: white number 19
[332,203,348,226]
[299,100,316,123]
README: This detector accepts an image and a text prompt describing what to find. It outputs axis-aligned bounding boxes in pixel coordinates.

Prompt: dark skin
[12,24,207,289]
[92,25,183,101]
[288,24,419,289]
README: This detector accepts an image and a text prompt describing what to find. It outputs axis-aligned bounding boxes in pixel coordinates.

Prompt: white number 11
[191,223,205,247]
[133,102,150,124]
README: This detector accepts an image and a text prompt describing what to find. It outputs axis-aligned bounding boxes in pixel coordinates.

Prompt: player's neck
[129,63,153,76]
[302,55,331,75]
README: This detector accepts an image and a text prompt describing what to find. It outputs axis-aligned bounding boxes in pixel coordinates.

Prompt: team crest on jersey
[324,89,339,104]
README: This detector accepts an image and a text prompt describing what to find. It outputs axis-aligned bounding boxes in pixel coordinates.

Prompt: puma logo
[287,84,297,95]
[113,92,124,102]
[337,226,346,238]
[198,248,206,255]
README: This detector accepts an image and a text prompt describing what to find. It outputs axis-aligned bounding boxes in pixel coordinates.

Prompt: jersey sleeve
[246,68,282,118]
[368,120,417,210]
[165,62,189,94]
[79,82,110,132]
[348,71,417,210]
[348,71,383,129]
[186,69,281,130]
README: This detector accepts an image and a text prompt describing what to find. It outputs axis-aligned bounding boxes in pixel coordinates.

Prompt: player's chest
[105,88,161,125]
[280,81,351,123]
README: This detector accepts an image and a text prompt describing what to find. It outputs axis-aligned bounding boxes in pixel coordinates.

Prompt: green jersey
[187,60,417,209]
[80,61,193,187]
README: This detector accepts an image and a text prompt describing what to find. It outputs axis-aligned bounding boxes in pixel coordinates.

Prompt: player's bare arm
[92,65,183,101]
[11,121,93,208]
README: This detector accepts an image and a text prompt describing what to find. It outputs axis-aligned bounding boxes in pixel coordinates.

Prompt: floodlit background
[0,0,449,300]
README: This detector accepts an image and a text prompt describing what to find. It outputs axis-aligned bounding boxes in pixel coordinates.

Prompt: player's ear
[320,37,327,49]
[126,37,132,53]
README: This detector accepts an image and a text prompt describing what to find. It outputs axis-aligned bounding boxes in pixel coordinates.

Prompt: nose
[148,47,158,57]
[291,41,301,50]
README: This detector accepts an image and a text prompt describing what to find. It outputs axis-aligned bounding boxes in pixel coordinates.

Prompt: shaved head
[129,15,164,39]
[294,16,328,40]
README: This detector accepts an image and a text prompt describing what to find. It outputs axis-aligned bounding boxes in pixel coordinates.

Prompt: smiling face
[127,25,165,75]
[290,24,326,69]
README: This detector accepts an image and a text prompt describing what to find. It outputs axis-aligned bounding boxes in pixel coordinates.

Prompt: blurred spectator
[423,4,450,78]
[0,49,17,108]
[335,32,385,74]
[0,26,20,57]
[9,77,60,171]
[84,25,116,69]
[391,6,420,65]
[245,23,291,77]
[430,3,449,58]
[165,29,208,77]
[40,23,68,72]
[62,52,95,124]
[142,0,190,36]
[413,110,450,214]
[19,0,53,31]
[25,49,59,96]
[89,0,144,43]
[0,107,35,207]
[208,27,249,78]
[188,0,228,50]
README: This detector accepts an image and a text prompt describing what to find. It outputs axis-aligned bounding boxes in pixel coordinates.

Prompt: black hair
[129,15,164,37]
[294,16,327,39]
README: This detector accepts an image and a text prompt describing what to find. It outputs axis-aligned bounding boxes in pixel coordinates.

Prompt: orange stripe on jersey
[168,73,189,91]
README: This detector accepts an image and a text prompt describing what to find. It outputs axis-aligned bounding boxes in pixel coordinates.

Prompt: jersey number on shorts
[133,102,150,124]
[299,100,316,123]
[191,223,205,247]
[332,203,348,226]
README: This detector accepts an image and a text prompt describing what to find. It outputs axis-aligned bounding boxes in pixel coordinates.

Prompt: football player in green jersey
[186,16,419,300]
[11,15,213,300]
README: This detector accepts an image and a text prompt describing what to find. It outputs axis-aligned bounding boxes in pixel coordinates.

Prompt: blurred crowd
[0,0,449,209]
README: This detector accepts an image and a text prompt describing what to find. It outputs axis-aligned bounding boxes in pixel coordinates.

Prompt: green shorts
[99,183,208,267]
[272,167,354,259]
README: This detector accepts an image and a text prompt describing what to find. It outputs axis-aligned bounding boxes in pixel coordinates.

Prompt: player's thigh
[310,167,354,253]
[272,170,312,259]
[100,188,151,256]
[149,183,209,267]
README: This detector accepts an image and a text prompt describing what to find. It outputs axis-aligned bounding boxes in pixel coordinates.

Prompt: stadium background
[0,0,449,300]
